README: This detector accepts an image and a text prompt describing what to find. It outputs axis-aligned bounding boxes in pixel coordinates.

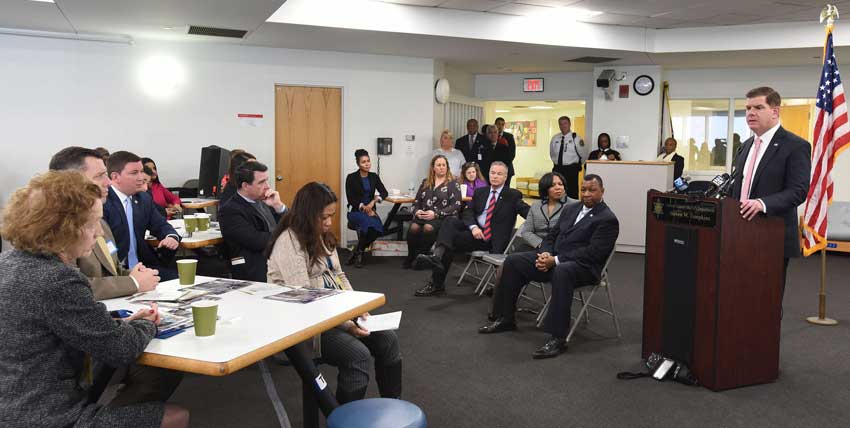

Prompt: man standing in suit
[494,117,517,187]
[731,86,811,292]
[103,151,180,281]
[479,174,619,359]
[218,161,287,282]
[414,162,529,297]
[656,137,685,180]
[49,147,159,300]
[550,116,589,199]
[455,118,488,164]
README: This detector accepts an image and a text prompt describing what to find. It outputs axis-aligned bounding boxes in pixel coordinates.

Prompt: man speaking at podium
[732,87,811,292]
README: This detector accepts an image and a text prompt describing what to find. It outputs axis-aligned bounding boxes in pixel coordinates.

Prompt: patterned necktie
[740,136,763,200]
[481,190,498,241]
[557,136,565,166]
[124,197,139,268]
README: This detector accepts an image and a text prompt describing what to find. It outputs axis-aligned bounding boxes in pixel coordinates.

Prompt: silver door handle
[276,175,283,182]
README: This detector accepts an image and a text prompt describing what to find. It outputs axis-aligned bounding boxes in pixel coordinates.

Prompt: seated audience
[218,161,286,282]
[656,137,685,179]
[517,172,569,251]
[588,133,622,161]
[142,157,182,219]
[432,129,465,177]
[49,147,160,300]
[490,119,517,187]
[458,161,487,199]
[345,149,389,268]
[103,151,181,281]
[403,155,463,269]
[219,149,256,205]
[414,162,529,296]
[0,170,188,428]
[266,182,402,404]
[479,174,619,360]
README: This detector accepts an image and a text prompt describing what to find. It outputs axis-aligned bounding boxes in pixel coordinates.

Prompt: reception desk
[585,160,673,253]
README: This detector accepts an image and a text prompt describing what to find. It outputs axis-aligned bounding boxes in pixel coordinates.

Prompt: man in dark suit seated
[455,118,487,164]
[49,147,160,300]
[479,174,619,359]
[218,161,287,282]
[732,86,811,295]
[414,162,529,297]
[656,137,685,179]
[103,151,181,281]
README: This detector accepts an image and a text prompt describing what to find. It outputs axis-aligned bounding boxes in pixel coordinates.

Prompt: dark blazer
[455,133,488,164]
[218,194,283,282]
[539,201,619,281]
[75,220,137,300]
[487,135,517,178]
[103,187,179,269]
[731,126,811,258]
[462,186,530,253]
[0,250,156,428]
[588,148,622,161]
[671,153,685,179]
[345,171,388,211]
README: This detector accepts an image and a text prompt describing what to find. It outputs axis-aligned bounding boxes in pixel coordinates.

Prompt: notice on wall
[238,113,263,127]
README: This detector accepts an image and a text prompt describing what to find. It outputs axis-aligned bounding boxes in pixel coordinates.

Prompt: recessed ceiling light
[495,109,511,113]
[529,106,554,110]
[161,26,174,30]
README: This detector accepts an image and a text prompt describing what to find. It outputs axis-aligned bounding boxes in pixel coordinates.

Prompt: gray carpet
[170,251,850,427]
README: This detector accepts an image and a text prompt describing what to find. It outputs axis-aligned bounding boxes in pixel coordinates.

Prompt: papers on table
[355,311,402,332]
[264,287,342,304]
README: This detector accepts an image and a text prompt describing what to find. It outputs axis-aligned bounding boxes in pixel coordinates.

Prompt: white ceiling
[378,0,836,28]
[0,0,841,74]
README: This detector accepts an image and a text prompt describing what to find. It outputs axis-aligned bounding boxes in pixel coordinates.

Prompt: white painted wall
[0,35,435,245]
[475,71,592,101]
[591,65,663,162]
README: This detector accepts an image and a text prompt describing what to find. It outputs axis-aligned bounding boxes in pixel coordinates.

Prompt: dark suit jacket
[462,186,529,253]
[218,194,282,282]
[103,187,179,269]
[588,149,622,161]
[345,171,388,211]
[499,131,517,177]
[671,153,684,179]
[731,126,811,258]
[487,135,516,178]
[455,133,488,164]
[539,201,619,281]
[75,220,137,300]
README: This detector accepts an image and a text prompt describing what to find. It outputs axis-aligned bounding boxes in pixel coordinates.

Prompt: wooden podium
[642,191,785,391]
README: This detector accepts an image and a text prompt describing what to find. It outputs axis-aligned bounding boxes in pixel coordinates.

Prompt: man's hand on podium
[739,199,765,221]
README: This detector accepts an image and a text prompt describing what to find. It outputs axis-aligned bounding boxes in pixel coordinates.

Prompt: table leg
[302,379,319,428]
[283,344,339,426]
[382,203,401,232]
[258,360,293,428]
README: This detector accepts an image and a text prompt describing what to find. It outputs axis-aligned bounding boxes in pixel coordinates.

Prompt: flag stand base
[806,316,838,326]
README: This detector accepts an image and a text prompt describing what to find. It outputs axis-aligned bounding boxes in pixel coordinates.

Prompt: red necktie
[482,190,497,241]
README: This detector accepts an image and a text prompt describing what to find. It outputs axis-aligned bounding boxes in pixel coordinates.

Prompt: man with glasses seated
[478,174,619,359]
[414,162,529,297]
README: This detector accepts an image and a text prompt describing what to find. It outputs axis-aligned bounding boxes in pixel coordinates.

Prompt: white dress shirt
[550,132,586,165]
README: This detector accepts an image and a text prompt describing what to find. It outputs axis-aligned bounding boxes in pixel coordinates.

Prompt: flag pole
[806,5,839,326]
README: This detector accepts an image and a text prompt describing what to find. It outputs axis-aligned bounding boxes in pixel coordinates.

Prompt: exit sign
[523,78,544,92]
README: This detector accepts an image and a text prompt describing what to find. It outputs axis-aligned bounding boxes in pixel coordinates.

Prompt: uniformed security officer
[549,116,588,199]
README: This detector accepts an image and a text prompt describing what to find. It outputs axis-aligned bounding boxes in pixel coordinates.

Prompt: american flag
[803,31,850,256]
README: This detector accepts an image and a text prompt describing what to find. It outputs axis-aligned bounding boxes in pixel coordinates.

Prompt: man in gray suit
[49,147,160,299]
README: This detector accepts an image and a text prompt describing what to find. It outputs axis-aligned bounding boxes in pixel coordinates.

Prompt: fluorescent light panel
[28,0,55,3]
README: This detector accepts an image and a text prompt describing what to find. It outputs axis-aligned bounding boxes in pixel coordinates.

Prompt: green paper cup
[183,215,198,233]
[176,259,198,286]
[196,213,211,231]
[191,300,218,337]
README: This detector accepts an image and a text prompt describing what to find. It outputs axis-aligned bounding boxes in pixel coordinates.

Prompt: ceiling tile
[569,0,692,16]
[378,0,447,6]
[628,16,689,29]
[698,13,762,26]
[580,12,644,25]
[439,0,510,12]
[489,3,552,15]
[514,0,583,7]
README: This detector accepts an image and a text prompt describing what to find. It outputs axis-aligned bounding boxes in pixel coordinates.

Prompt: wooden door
[779,105,811,142]
[275,86,342,239]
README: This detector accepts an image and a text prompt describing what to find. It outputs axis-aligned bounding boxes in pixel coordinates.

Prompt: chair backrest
[598,249,616,285]
[502,228,520,255]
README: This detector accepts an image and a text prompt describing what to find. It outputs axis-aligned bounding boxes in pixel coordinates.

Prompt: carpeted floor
[170,251,850,428]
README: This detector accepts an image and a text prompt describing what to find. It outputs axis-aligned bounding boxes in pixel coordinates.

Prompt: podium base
[806,316,838,326]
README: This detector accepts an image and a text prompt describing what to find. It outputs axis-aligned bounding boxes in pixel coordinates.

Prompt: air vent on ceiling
[187,26,247,38]
[565,56,619,64]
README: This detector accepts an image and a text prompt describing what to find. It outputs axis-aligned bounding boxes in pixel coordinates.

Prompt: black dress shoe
[414,282,445,297]
[478,317,517,334]
[414,254,443,273]
[354,252,363,268]
[532,337,567,359]
[346,250,359,266]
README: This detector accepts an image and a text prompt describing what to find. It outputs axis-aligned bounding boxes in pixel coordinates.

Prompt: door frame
[273,82,347,240]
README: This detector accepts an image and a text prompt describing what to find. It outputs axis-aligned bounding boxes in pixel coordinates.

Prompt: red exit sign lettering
[523,78,544,92]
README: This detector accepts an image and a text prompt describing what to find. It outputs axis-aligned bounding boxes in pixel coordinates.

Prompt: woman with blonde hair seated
[0,170,188,428]
[266,182,402,404]
[403,154,463,269]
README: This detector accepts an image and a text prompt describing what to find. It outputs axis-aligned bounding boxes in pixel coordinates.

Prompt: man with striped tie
[414,162,529,297]
[479,174,619,359]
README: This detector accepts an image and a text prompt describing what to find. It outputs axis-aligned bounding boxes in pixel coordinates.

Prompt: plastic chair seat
[469,250,489,257]
[481,254,507,265]
[327,398,426,428]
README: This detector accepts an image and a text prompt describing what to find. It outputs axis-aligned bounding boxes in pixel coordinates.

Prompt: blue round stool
[327,398,426,428]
